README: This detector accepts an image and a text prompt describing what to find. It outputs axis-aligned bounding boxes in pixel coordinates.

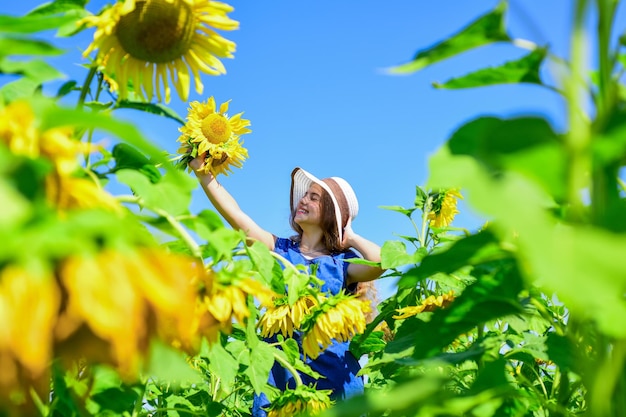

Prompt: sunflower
[201,276,278,338]
[81,0,238,103]
[266,385,333,417]
[393,290,456,319]
[176,96,251,176]
[428,189,463,228]
[0,264,59,379]
[259,295,317,338]
[57,248,202,376]
[301,293,369,360]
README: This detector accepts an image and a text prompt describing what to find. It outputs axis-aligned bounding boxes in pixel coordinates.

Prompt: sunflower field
[1,1,625,417]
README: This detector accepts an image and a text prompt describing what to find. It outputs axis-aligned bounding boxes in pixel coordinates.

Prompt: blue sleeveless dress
[251,237,364,416]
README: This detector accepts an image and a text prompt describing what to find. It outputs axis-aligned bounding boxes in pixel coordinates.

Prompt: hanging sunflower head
[80,0,239,103]
[176,96,251,177]
[266,385,333,417]
[428,189,463,228]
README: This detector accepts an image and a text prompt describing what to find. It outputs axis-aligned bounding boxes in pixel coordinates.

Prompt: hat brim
[290,167,344,243]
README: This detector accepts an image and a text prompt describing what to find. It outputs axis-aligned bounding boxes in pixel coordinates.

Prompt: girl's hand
[189,151,205,172]
[342,217,356,248]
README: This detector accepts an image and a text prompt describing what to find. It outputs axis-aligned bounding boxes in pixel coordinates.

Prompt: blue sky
[3,1,624,298]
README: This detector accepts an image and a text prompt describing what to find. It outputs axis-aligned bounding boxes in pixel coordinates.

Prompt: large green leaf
[434,48,547,89]
[112,142,162,183]
[145,340,203,384]
[445,116,566,200]
[380,240,423,269]
[207,342,239,394]
[245,342,275,395]
[116,169,194,216]
[0,13,81,34]
[387,259,524,361]
[428,147,626,338]
[116,100,186,125]
[397,229,506,287]
[387,1,510,74]
[0,58,63,83]
[0,37,63,57]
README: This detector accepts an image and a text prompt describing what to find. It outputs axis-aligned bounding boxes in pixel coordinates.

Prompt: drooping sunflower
[176,96,251,176]
[266,385,333,417]
[301,293,370,360]
[258,295,318,338]
[428,189,463,228]
[393,290,456,319]
[80,0,239,103]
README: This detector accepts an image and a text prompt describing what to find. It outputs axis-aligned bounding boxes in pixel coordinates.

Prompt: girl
[190,157,385,415]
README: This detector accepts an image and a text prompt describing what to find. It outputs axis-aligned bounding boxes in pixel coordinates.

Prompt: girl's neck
[299,233,327,255]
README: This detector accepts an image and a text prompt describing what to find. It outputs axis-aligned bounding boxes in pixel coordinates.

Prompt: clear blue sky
[3,1,624,298]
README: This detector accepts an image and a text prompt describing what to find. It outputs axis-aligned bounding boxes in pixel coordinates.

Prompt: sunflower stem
[77,65,98,110]
[273,351,303,387]
[117,195,203,261]
[419,195,434,248]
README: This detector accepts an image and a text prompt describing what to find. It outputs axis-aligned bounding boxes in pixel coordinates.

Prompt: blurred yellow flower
[428,189,463,228]
[177,97,251,176]
[259,295,317,338]
[57,248,202,376]
[0,265,59,378]
[302,295,369,360]
[81,0,238,103]
[0,101,119,213]
[46,173,123,213]
[393,290,456,319]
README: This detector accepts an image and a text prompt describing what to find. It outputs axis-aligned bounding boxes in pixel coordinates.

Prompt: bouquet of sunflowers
[176,96,251,176]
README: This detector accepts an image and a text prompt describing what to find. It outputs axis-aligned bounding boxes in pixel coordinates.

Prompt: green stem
[564,0,592,222]
[77,65,98,110]
[273,351,303,387]
[590,0,619,224]
[419,195,434,248]
[117,195,203,261]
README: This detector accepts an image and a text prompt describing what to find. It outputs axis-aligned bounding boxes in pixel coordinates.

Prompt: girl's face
[294,183,324,227]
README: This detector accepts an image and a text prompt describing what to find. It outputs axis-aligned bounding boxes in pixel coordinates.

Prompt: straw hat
[290,167,359,243]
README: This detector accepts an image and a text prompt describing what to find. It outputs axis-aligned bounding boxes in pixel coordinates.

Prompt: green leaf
[397,230,504,287]
[112,143,162,183]
[443,116,566,199]
[0,13,81,34]
[245,342,275,395]
[0,77,42,103]
[145,340,203,384]
[116,169,193,216]
[0,36,63,57]
[379,204,415,217]
[0,58,63,83]
[429,146,626,338]
[389,259,524,360]
[350,330,386,358]
[246,240,278,287]
[181,209,225,240]
[116,99,186,125]
[207,342,239,393]
[380,240,421,269]
[433,48,547,89]
[387,1,510,74]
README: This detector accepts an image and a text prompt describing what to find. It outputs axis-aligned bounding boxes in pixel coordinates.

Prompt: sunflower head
[428,189,463,228]
[176,97,251,176]
[81,0,239,103]
[301,293,369,359]
[393,290,456,319]
[266,385,333,417]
